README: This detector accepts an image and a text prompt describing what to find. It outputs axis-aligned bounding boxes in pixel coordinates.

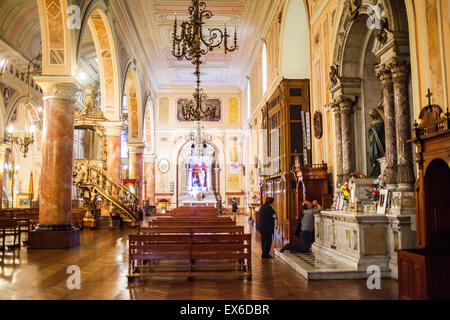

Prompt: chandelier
[185,121,212,157]
[172,0,238,121]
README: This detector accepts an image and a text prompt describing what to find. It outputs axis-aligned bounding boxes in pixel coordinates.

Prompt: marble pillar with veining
[129,143,145,208]
[391,59,415,188]
[34,80,80,230]
[144,154,156,206]
[376,64,397,186]
[101,122,122,217]
[0,145,9,209]
[340,98,355,181]
[333,103,344,186]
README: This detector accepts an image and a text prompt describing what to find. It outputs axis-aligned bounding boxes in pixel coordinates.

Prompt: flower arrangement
[340,182,351,202]
[158,199,170,208]
[366,178,386,203]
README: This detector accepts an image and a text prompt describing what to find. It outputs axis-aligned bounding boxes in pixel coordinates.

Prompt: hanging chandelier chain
[172,0,238,121]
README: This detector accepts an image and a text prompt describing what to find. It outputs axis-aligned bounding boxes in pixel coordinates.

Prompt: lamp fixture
[185,121,212,157]
[172,0,238,121]
[4,124,36,158]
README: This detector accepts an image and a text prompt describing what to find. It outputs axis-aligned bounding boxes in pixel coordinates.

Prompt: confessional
[398,102,450,300]
[285,158,333,245]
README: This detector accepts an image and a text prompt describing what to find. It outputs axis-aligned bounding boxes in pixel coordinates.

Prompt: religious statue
[199,169,206,188]
[368,107,385,177]
[193,175,201,188]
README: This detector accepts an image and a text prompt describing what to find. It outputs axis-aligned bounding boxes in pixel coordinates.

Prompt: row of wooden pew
[0,209,39,251]
[0,208,86,252]
[128,206,252,281]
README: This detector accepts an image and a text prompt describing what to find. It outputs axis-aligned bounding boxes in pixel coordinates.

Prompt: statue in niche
[368,104,386,177]
[199,169,206,188]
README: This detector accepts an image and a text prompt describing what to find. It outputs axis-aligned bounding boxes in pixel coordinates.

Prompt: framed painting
[176,97,222,122]
[377,190,389,214]
[17,193,31,208]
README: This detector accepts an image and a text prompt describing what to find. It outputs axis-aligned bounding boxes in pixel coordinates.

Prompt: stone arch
[329,0,414,186]
[77,2,120,121]
[123,61,143,143]
[37,0,75,76]
[279,0,311,79]
[172,136,226,206]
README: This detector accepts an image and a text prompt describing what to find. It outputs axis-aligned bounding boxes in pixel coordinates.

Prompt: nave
[0,214,397,300]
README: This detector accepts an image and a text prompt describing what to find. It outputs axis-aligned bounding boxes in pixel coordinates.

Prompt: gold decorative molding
[34,76,81,101]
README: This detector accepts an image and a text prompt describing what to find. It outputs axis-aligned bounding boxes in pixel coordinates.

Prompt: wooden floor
[0,215,399,300]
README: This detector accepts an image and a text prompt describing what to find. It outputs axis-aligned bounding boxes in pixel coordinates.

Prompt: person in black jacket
[256,197,277,259]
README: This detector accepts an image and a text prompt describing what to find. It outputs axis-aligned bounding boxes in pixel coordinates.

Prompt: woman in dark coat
[256,197,277,259]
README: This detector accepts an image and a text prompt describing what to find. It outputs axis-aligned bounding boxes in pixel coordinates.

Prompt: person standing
[231,198,239,222]
[256,197,277,259]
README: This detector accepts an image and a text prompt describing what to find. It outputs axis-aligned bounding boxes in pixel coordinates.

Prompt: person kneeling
[281,200,322,253]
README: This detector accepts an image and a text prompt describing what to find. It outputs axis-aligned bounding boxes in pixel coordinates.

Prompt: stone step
[275,249,391,280]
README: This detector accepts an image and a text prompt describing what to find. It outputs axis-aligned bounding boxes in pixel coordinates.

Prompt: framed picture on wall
[158,159,170,174]
[377,190,389,214]
[17,193,31,208]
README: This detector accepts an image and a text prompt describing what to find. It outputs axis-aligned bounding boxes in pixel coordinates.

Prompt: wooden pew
[72,208,85,229]
[127,233,251,280]
[148,220,236,228]
[0,218,20,251]
[154,216,233,222]
[138,225,245,235]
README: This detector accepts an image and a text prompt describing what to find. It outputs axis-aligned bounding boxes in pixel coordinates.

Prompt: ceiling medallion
[172,0,238,122]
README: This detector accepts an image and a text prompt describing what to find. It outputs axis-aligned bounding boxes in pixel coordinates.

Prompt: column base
[28,229,80,249]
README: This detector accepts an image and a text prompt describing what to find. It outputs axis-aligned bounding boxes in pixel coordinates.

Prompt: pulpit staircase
[73,160,139,223]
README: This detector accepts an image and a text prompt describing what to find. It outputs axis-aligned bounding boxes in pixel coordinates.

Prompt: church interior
[0,0,449,301]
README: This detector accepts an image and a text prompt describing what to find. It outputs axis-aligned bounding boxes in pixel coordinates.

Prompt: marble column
[100,122,122,227]
[332,102,344,187]
[339,98,355,181]
[128,143,145,208]
[0,144,9,209]
[391,59,415,189]
[29,77,80,249]
[144,153,156,206]
[376,64,397,187]
[32,151,42,203]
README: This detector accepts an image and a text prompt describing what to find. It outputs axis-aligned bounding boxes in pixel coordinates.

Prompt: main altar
[178,122,220,208]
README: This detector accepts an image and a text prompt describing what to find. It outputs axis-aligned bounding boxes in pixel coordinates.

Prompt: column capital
[128,142,146,154]
[101,121,123,137]
[144,154,157,163]
[336,96,357,114]
[375,64,393,81]
[387,58,410,80]
[34,76,82,101]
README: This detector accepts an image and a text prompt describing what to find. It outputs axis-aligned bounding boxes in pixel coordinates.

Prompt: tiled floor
[0,215,399,300]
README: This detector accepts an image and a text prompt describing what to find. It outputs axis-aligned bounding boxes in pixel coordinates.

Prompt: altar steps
[275,249,392,280]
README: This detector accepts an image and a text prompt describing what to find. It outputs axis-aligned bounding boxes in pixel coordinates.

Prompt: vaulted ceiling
[117,0,278,89]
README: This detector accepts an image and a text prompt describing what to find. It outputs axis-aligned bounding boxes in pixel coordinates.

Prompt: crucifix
[426,88,433,106]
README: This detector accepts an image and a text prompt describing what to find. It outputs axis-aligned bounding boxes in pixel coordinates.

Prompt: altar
[177,141,220,208]
[312,210,391,271]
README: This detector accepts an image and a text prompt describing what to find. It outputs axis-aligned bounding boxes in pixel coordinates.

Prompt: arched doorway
[424,159,450,253]
[177,141,219,207]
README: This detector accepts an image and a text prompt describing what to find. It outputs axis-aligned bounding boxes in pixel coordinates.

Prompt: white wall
[281,0,310,79]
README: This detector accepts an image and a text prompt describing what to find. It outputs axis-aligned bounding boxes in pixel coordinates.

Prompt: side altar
[312,210,391,274]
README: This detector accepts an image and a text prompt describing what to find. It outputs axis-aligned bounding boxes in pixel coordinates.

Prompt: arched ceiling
[77,26,100,91]
[0,0,41,66]
[116,0,278,89]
